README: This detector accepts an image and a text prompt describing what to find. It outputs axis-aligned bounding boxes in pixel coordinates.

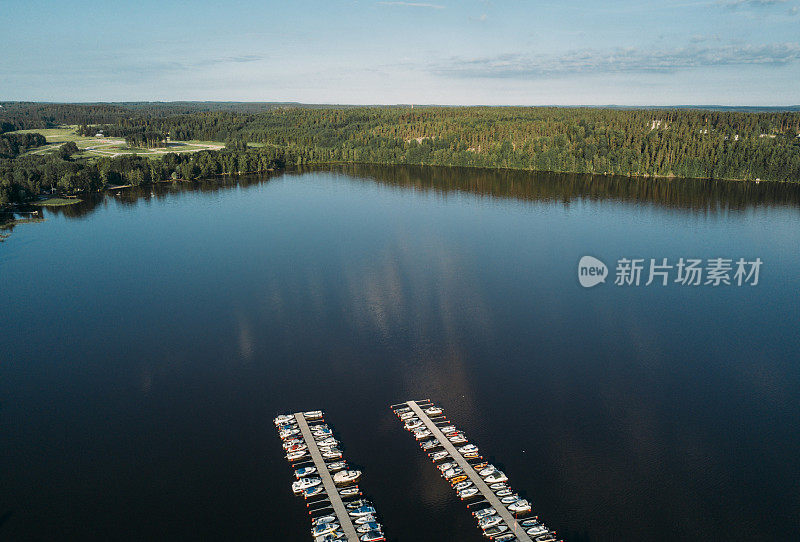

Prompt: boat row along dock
[275,403,563,541]
[275,411,386,542]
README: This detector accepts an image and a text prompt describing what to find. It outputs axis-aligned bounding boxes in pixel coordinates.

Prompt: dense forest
[2,102,799,205]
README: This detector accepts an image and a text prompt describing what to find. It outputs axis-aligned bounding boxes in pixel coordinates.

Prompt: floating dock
[275,410,385,542]
[392,399,560,542]
[293,413,361,542]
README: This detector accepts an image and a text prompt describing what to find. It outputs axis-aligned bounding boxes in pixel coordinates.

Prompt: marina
[275,411,385,542]
[392,400,561,542]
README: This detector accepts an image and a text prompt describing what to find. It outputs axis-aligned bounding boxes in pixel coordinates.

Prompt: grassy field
[13,126,225,160]
[34,197,83,206]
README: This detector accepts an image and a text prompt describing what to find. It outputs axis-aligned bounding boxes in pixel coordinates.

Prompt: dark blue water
[2,166,799,541]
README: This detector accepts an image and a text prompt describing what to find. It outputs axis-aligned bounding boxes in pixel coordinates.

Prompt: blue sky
[1,0,798,105]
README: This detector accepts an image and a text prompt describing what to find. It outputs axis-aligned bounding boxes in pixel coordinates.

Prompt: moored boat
[333,469,362,485]
[507,499,531,513]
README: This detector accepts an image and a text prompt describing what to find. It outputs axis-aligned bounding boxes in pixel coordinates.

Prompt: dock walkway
[405,400,533,542]
[294,413,360,542]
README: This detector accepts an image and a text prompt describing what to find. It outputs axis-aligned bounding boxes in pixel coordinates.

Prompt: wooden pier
[404,400,534,542]
[293,413,361,542]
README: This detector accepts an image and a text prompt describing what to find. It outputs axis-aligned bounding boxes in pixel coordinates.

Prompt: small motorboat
[507,499,531,513]
[303,485,325,499]
[356,521,381,533]
[348,505,377,517]
[283,438,304,449]
[304,410,324,420]
[527,525,549,536]
[520,518,541,527]
[404,419,423,430]
[333,470,362,485]
[473,507,496,519]
[472,462,489,471]
[285,443,307,453]
[479,465,496,476]
[292,477,321,494]
[437,462,456,472]
[450,474,468,484]
[482,525,508,538]
[315,534,345,542]
[287,450,308,461]
[489,483,507,490]
[494,535,517,542]
[327,461,347,472]
[399,411,415,420]
[496,489,513,497]
[339,486,360,497]
[458,444,479,455]
[500,494,520,504]
[395,407,411,414]
[463,452,480,459]
[354,515,376,525]
[413,430,432,440]
[532,535,557,542]
[316,437,338,447]
[311,521,339,537]
[274,414,294,425]
[420,439,439,450]
[449,434,467,444]
[443,467,463,479]
[439,425,457,434]
[479,515,502,529]
[280,429,300,439]
[484,471,508,484]
[345,499,371,510]
[424,406,443,416]
[454,480,473,491]
[458,487,479,499]
[312,515,337,527]
[323,450,342,459]
[360,530,385,542]
[430,450,449,461]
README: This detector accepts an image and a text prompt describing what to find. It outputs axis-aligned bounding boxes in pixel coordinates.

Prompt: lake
[2,165,799,541]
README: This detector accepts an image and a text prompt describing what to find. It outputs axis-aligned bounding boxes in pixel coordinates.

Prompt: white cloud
[377,1,445,8]
[432,43,800,78]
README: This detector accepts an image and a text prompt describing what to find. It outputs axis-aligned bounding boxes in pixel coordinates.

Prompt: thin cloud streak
[377,1,445,8]
[716,0,787,7]
[432,43,800,78]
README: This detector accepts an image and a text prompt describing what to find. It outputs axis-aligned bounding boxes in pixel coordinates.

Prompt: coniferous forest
[2,102,799,205]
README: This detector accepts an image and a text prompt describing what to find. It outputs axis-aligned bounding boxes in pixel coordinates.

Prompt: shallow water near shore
[2,165,799,541]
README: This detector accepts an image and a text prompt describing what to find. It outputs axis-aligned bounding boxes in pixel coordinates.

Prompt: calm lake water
[2,166,799,541]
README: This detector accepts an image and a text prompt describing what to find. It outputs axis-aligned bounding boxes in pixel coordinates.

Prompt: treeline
[0,146,299,204]
[91,106,800,182]
[0,132,47,158]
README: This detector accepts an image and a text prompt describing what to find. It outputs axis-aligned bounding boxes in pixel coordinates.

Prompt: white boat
[500,494,519,504]
[339,486,360,497]
[287,450,308,461]
[326,461,347,472]
[527,525,549,536]
[348,505,376,517]
[437,462,456,472]
[304,410,324,420]
[424,406,443,415]
[316,437,338,447]
[395,407,411,414]
[302,485,325,498]
[356,521,381,533]
[404,419,423,430]
[420,439,439,450]
[494,535,517,542]
[483,471,508,484]
[274,414,294,425]
[292,477,321,494]
[448,434,467,443]
[482,525,508,538]
[479,515,502,529]
[458,487,479,499]
[489,482,507,490]
[359,530,385,541]
[413,430,431,440]
[507,499,531,513]
[333,470,362,485]
[312,515,337,527]
[439,425,456,434]
[285,443,307,453]
[473,507,496,519]
[283,438,304,449]
[443,467,464,479]
[479,465,496,476]
[399,411,415,420]
[280,429,300,439]
[454,480,472,491]
[322,450,342,459]
[311,521,339,537]
[463,451,480,459]
[430,451,449,461]
[354,514,376,525]
[458,444,478,454]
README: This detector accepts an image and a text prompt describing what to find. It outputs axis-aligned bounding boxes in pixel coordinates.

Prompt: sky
[1,0,799,105]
